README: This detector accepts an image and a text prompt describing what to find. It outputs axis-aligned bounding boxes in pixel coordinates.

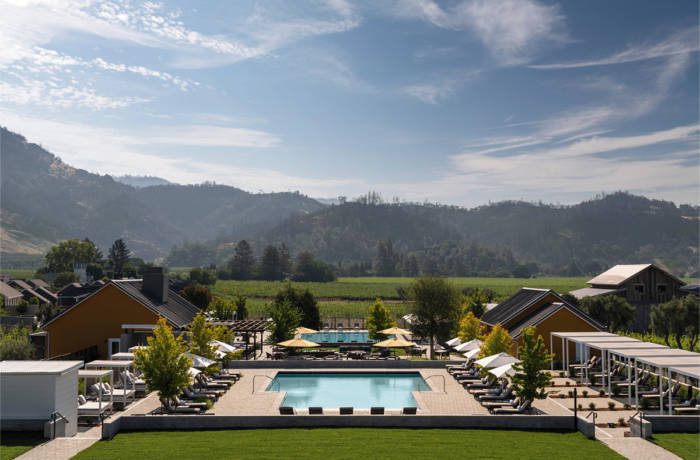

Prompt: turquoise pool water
[301,330,375,343]
[267,372,430,409]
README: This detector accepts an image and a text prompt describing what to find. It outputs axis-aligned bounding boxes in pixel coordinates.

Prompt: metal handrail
[585,410,597,440]
[629,410,644,437]
[252,374,273,394]
[50,411,69,439]
[424,374,446,393]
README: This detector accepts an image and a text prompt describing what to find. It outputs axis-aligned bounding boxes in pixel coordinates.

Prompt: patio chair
[467,378,497,392]
[478,386,513,401]
[279,406,295,415]
[340,407,353,415]
[402,407,417,415]
[195,374,229,390]
[309,407,323,414]
[481,397,520,410]
[491,399,531,415]
[162,398,202,414]
[472,381,507,397]
[371,407,385,415]
[172,396,208,410]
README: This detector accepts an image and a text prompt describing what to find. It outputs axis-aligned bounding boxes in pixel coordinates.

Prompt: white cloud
[390,0,568,64]
[401,69,480,104]
[531,26,699,69]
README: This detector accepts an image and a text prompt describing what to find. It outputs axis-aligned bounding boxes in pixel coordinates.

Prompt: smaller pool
[268,372,430,409]
[301,330,375,343]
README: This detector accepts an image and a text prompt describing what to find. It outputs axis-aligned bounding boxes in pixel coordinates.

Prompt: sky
[0,0,698,206]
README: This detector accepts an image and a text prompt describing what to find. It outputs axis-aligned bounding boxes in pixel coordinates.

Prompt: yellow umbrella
[379,327,411,336]
[277,338,321,348]
[373,338,416,348]
[295,326,318,335]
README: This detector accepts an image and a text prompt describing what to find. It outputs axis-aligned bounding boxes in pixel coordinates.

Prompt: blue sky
[1,0,698,206]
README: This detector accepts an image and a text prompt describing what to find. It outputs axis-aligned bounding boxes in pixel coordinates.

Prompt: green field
[0,269,36,279]
[0,432,45,460]
[73,429,621,460]
[651,433,700,460]
[213,276,588,301]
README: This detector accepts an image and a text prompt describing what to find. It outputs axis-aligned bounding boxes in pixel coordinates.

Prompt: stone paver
[599,437,682,460]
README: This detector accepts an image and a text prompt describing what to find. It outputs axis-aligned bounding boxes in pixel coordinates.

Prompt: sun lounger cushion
[340,407,353,415]
[279,406,294,415]
[371,407,384,415]
[402,407,417,414]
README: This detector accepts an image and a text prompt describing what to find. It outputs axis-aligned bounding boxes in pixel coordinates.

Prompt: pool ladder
[252,374,273,394]
[424,374,446,393]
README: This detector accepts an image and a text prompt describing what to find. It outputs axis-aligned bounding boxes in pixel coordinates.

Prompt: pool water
[267,372,430,409]
[301,330,375,343]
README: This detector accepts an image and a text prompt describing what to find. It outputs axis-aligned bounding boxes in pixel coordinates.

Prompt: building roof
[210,319,270,332]
[9,279,33,291]
[507,302,604,339]
[481,288,550,325]
[569,287,624,300]
[0,360,83,375]
[587,264,685,287]
[28,279,50,290]
[45,280,200,329]
[0,281,23,299]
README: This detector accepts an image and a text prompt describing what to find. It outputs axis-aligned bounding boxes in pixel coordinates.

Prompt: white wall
[0,374,55,420]
[54,371,78,436]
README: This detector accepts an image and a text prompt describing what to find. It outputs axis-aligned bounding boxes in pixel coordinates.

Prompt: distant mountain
[0,127,325,260]
[113,175,174,188]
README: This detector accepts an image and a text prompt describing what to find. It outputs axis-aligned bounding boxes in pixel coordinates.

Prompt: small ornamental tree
[457,311,485,342]
[266,300,301,344]
[511,326,553,405]
[134,318,192,407]
[0,326,34,360]
[187,312,216,359]
[210,297,234,321]
[234,294,248,320]
[366,298,395,340]
[480,324,513,357]
[180,283,212,310]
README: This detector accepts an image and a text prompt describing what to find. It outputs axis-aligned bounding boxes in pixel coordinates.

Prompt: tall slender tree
[259,245,283,280]
[410,276,461,359]
[511,326,553,406]
[108,238,131,279]
[228,240,256,280]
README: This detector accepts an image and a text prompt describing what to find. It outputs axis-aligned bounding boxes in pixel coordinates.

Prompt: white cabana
[633,352,700,415]
[445,337,461,347]
[454,339,482,352]
[489,363,517,379]
[463,348,481,360]
[78,369,113,420]
[111,352,135,361]
[84,360,136,407]
[475,352,519,369]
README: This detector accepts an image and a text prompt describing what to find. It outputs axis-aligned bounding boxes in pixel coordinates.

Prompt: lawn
[0,432,45,460]
[213,276,589,301]
[651,433,700,460]
[74,428,621,460]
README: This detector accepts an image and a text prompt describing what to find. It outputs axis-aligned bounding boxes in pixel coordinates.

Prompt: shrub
[618,417,626,427]
[640,397,651,411]
[582,390,588,397]
[599,389,606,397]
[559,394,566,399]
[608,402,616,410]
[558,371,565,378]
[623,403,631,410]
[612,386,622,397]
[588,402,596,410]
[577,403,583,410]
[565,381,571,386]
[568,390,574,397]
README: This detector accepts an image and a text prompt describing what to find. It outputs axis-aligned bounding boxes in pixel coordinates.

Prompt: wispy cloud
[402,69,480,104]
[531,26,699,69]
[389,0,568,64]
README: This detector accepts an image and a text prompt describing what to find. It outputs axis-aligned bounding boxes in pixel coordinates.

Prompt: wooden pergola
[210,319,269,360]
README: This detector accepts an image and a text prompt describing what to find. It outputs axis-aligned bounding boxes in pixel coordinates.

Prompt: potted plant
[608,402,616,410]
[582,390,588,397]
[588,402,596,410]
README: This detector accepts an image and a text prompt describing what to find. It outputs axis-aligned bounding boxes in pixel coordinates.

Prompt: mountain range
[2,126,698,276]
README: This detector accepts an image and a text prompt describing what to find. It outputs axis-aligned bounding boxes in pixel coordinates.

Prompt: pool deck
[214,368,488,416]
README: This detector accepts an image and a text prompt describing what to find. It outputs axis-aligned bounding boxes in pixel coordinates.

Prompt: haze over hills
[2,126,698,276]
[113,175,175,188]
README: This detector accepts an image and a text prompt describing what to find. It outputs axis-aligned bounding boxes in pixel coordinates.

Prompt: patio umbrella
[209,340,236,354]
[373,338,416,348]
[379,327,412,336]
[188,367,201,377]
[445,337,461,347]
[454,339,482,352]
[463,348,481,360]
[128,345,148,352]
[277,338,320,348]
[475,352,519,369]
[489,363,518,379]
[187,353,216,368]
[295,326,318,335]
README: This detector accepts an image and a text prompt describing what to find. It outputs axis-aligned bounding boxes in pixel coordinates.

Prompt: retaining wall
[644,415,700,433]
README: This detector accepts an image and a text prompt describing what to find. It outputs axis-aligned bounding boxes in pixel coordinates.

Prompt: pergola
[210,319,269,360]
[77,369,113,419]
[85,360,136,407]
[551,332,638,381]
[632,352,700,415]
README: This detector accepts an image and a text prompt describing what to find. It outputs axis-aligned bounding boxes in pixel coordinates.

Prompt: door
[107,338,120,358]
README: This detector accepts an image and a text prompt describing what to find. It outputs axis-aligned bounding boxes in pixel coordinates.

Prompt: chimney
[142,267,168,303]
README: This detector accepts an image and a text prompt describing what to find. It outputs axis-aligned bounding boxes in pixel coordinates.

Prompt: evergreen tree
[511,326,553,405]
[274,284,321,329]
[266,300,301,344]
[278,244,292,278]
[108,238,131,279]
[366,298,395,340]
[580,295,635,332]
[228,240,256,280]
[481,324,513,357]
[134,318,192,408]
[374,239,399,276]
[410,276,461,359]
[234,294,248,320]
[259,245,283,280]
[457,311,485,342]
[180,283,212,310]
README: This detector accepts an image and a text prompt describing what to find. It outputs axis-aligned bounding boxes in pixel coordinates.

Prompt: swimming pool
[267,372,430,409]
[301,330,376,344]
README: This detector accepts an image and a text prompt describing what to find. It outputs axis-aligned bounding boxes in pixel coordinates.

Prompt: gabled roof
[9,279,33,291]
[587,264,685,287]
[28,279,50,290]
[481,288,550,326]
[508,302,604,339]
[45,280,200,329]
[0,281,23,299]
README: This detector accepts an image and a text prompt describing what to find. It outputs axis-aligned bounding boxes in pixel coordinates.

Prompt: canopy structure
[445,337,461,347]
[111,352,135,361]
[78,369,113,419]
[489,363,516,379]
[209,319,270,360]
[380,327,411,336]
[277,338,320,348]
[454,339,482,352]
[373,338,416,348]
[187,353,216,368]
[463,348,481,360]
[475,353,519,369]
[210,340,236,354]
[295,327,318,335]
[84,360,136,407]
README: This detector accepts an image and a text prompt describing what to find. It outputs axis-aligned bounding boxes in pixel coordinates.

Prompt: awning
[569,287,624,300]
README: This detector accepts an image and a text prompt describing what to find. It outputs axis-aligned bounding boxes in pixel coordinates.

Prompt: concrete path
[16,392,161,460]
[595,426,681,460]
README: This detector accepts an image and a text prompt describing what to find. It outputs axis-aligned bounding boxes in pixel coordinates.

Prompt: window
[657,284,667,294]
[633,284,644,294]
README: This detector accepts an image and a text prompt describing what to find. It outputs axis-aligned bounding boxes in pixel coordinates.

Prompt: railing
[50,411,69,439]
[252,374,273,394]
[629,410,644,437]
[424,374,446,393]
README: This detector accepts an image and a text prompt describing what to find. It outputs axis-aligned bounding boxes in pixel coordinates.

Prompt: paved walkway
[598,436,681,460]
[16,392,161,460]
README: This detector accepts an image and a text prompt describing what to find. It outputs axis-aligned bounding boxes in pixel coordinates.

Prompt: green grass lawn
[651,433,700,460]
[73,428,622,460]
[0,432,45,460]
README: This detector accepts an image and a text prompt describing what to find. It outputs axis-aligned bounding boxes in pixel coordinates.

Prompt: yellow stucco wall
[45,284,159,358]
